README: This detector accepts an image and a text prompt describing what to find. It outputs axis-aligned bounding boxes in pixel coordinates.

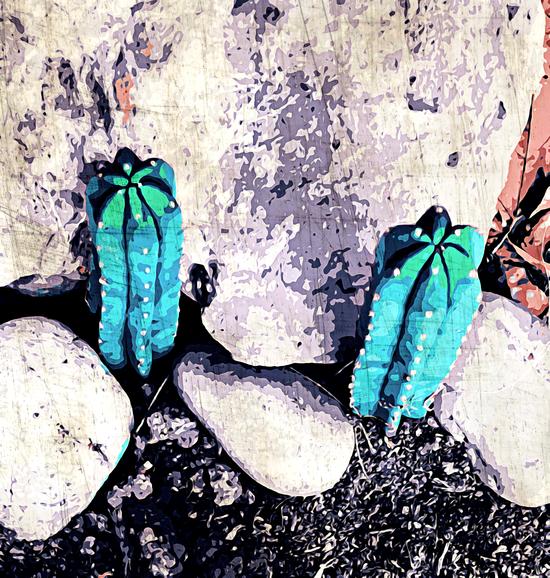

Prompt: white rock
[174,349,355,496]
[0,1,545,362]
[435,294,550,508]
[0,317,134,540]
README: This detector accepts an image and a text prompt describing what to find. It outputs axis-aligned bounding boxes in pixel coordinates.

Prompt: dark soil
[0,284,547,578]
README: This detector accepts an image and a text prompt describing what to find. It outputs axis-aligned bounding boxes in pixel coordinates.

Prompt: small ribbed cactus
[86,148,183,377]
[350,206,484,435]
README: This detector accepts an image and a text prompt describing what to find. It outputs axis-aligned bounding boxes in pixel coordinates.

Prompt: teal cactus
[351,206,484,435]
[86,148,183,377]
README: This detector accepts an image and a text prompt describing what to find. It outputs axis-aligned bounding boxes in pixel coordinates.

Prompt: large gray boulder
[1,0,545,362]
[198,0,545,365]
[0,317,133,540]
[174,348,355,496]
[435,294,550,508]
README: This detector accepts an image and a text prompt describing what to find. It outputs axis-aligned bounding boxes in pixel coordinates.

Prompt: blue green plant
[351,206,484,435]
[86,148,183,377]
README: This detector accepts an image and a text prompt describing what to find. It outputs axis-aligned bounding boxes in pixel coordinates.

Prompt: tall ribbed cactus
[86,148,183,377]
[350,206,484,435]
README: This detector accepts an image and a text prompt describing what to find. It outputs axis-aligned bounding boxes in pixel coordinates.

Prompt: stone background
[1,0,547,365]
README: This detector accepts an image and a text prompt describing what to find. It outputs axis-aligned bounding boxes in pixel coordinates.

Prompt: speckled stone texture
[174,348,355,496]
[0,317,133,540]
[435,293,550,508]
[0,1,545,362]
[200,0,546,366]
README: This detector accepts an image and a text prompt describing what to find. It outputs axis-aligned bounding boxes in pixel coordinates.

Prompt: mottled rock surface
[201,0,546,365]
[0,317,133,540]
[174,348,355,496]
[0,1,546,362]
[435,293,550,508]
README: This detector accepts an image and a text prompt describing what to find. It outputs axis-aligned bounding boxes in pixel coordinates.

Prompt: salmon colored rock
[115,72,136,126]
[487,0,550,317]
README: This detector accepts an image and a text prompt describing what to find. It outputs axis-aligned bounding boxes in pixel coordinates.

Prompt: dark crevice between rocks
[188,262,219,309]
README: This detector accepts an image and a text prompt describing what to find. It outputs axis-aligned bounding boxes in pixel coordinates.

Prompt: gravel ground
[0,285,548,577]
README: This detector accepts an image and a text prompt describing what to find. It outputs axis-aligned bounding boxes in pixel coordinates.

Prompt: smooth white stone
[174,349,355,497]
[435,293,550,508]
[0,317,133,540]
